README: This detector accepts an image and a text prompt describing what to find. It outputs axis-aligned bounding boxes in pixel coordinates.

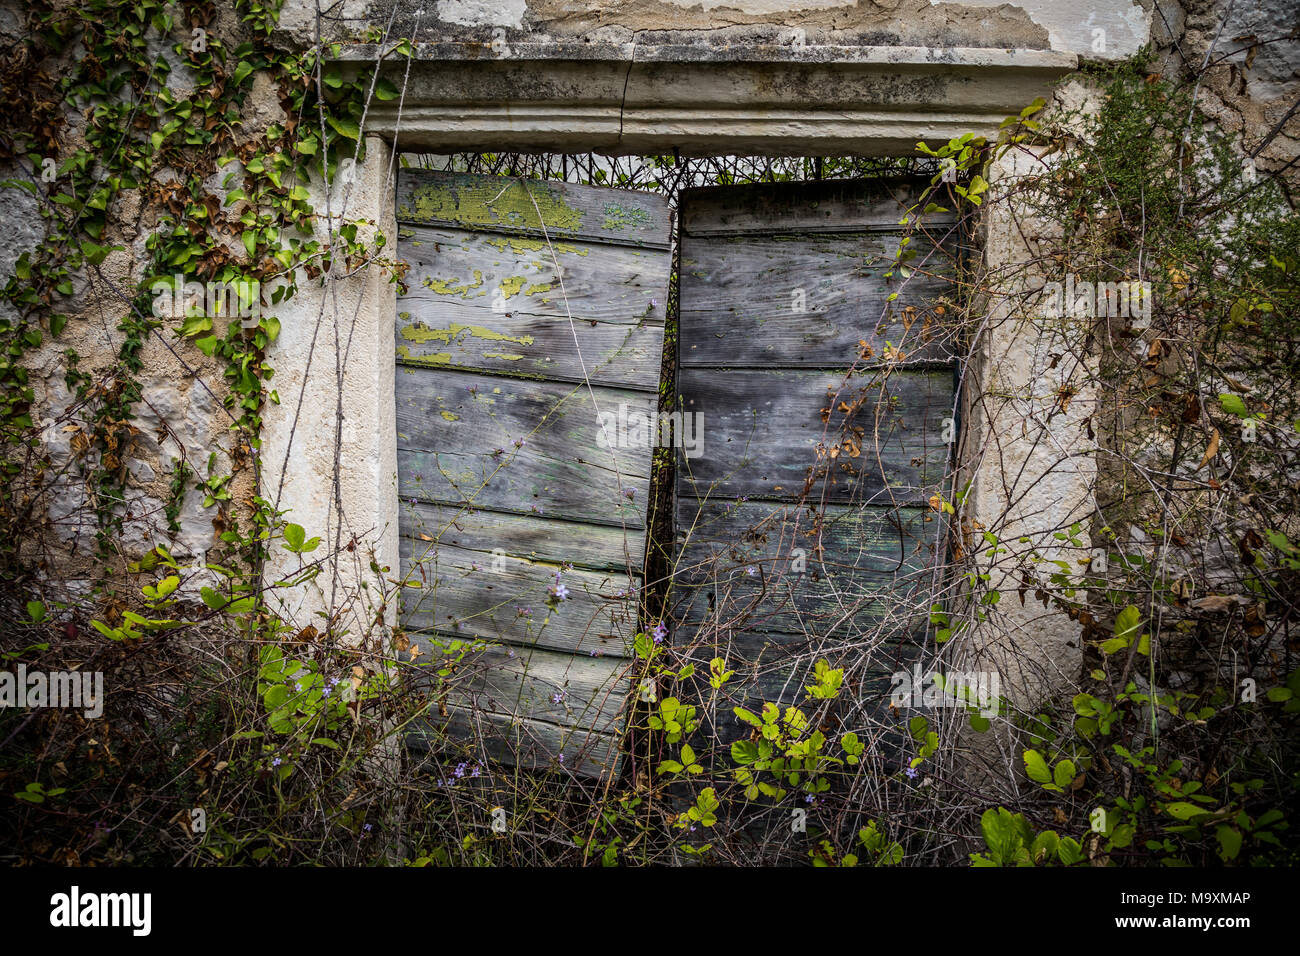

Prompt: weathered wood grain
[680,178,956,237]
[397,366,656,528]
[676,367,953,505]
[396,171,674,778]
[400,226,669,325]
[672,179,956,751]
[397,170,672,249]
[398,226,668,388]
[670,500,938,639]
[401,500,646,573]
[409,643,630,731]
[408,704,621,779]
[678,233,958,367]
[400,536,638,659]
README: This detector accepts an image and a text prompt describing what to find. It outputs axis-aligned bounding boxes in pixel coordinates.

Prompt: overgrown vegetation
[0,3,1296,866]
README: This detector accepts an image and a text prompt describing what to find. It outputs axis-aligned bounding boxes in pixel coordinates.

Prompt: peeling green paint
[483,352,525,361]
[440,410,460,421]
[523,282,553,296]
[400,177,584,234]
[400,322,535,349]
[499,275,527,299]
[484,236,589,257]
[396,343,450,365]
[422,269,485,298]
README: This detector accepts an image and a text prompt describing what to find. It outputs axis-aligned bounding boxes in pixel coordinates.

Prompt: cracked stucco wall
[286,0,1154,57]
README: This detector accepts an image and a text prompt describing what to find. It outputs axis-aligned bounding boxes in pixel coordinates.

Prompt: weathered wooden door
[671,179,958,738]
[394,171,672,779]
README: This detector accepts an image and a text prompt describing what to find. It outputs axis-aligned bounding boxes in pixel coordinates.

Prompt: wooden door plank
[397,170,672,249]
[400,535,638,659]
[402,500,646,573]
[409,705,621,779]
[397,366,656,528]
[678,233,957,367]
[680,178,955,237]
[676,367,953,505]
[671,499,938,638]
[410,643,629,728]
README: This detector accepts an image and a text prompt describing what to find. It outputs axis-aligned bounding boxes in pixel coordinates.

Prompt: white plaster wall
[931,0,1151,59]
[260,136,399,646]
[963,143,1098,707]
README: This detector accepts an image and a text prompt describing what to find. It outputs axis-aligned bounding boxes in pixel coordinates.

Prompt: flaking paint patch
[422,270,485,297]
[396,344,451,365]
[400,179,584,234]
[400,322,534,348]
[485,236,589,257]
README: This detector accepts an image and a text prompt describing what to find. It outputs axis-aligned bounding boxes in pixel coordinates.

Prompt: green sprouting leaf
[1114,604,1142,643]
[1024,749,1052,784]
[1164,802,1208,821]
[80,240,113,265]
[1218,393,1248,417]
[283,522,306,551]
[1053,759,1076,789]
[232,60,254,86]
[327,115,360,140]
[25,601,46,623]
[1216,825,1242,860]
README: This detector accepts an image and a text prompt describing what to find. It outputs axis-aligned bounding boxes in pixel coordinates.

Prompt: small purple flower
[322,686,331,697]
[623,488,635,501]
[745,565,757,577]
[516,606,533,618]
[557,754,564,764]
[552,690,567,704]
[363,823,373,832]
[651,621,668,644]
[905,766,919,779]
[272,757,282,767]
[514,437,526,449]
[804,793,814,804]
[552,583,570,601]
